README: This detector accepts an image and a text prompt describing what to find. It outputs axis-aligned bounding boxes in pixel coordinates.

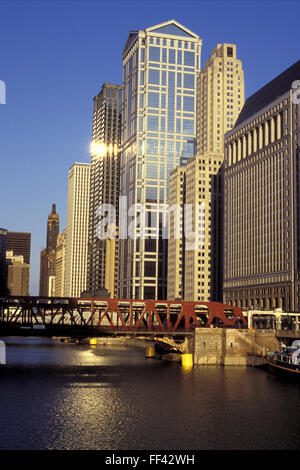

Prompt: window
[183,96,194,112]
[183,74,194,89]
[227,47,233,57]
[147,116,159,131]
[148,69,160,85]
[146,187,157,202]
[169,49,176,64]
[184,51,195,66]
[182,119,194,134]
[148,92,159,108]
[149,46,160,62]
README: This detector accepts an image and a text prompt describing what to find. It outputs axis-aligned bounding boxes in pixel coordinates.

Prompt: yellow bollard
[181,353,193,368]
[145,346,155,358]
[89,338,97,346]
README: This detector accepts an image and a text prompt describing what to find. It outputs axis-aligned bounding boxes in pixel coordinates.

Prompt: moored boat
[267,340,300,379]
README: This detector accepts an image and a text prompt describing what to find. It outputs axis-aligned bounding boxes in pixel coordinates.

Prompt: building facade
[118,20,202,300]
[39,204,59,296]
[88,83,122,298]
[184,152,224,301]
[167,43,244,302]
[223,60,300,312]
[167,166,186,300]
[55,229,66,297]
[0,228,8,295]
[6,232,31,265]
[6,251,30,296]
[64,163,90,297]
[167,153,224,301]
[196,43,244,154]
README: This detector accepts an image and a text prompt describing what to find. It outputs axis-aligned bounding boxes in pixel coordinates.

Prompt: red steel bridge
[0,296,247,338]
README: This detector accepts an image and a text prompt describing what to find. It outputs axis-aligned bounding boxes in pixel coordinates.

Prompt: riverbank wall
[193,328,280,366]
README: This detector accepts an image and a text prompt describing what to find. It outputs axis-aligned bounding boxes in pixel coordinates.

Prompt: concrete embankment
[193,328,280,366]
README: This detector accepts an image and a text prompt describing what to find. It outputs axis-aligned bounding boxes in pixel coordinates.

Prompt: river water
[0,336,300,451]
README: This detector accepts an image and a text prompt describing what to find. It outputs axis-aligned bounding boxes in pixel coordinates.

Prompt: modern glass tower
[88,83,123,298]
[118,20,202,299]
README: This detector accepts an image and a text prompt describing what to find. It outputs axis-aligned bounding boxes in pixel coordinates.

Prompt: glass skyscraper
[118,20,202,299]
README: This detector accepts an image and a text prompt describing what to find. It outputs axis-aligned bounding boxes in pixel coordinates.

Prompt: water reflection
[1,337,300,450]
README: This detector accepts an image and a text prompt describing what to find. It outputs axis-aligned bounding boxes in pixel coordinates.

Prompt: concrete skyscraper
[55,229,66,297]
[6,251,30,296]
[223,60,300,312]
[64,162,90,297]
[118,20,202,300]
[6,232,31,265]
[88,83,122,298]
[167,43,244,302]
[39,204,59,296]
[0,228,8,295]
[196,43,244,154]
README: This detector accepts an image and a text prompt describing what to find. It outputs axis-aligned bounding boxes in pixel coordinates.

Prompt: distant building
[39,248,48,296]
[55,229,66,297]
[64,163,90,297]
[223,60,300,311]
[0,228,8,295]
[6,251,29,296]
[6,232,31,265]
[39,204,59,296]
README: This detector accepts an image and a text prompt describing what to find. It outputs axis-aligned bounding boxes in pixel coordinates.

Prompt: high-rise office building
[47,204,59,252]
[184,153,224,301]
[55,229,66,297]
[39,248,48,296]
[196,43,244,154]
[6,251,30,296]
[118,20,202,299]
[64,163,90,297]
[167,167,186,300]
[6,232,31,265]
[88,83,122,298]
[0,228,8,295]
[167,153,224,302]
[167,43,244,302]
[39,204,59,296]
[223,60,300,312]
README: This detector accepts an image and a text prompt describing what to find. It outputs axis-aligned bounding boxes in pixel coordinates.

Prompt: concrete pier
[193,328,280,366]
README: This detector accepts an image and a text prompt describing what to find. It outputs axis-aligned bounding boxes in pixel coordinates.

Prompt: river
[0,336,300,451]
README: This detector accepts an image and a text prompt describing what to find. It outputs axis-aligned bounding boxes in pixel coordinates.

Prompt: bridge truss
[0,296,247,337]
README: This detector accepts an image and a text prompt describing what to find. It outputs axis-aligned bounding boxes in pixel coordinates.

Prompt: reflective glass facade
[118,21,202,299]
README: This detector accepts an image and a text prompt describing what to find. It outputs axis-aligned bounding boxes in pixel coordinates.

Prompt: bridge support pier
[181,353,193,368]
[145,346,155,358]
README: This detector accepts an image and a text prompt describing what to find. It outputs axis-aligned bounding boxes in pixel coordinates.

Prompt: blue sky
[0,0,299,295]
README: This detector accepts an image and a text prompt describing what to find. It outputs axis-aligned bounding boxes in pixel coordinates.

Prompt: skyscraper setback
[88,83,122,298]
[118,20,202,300]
